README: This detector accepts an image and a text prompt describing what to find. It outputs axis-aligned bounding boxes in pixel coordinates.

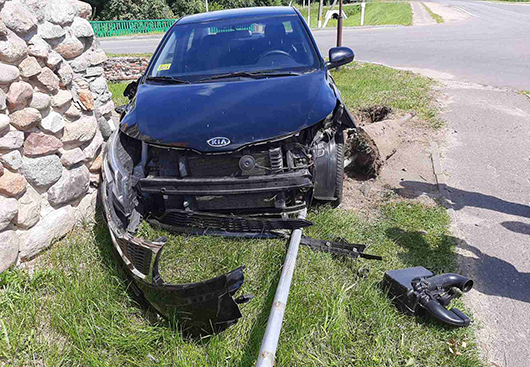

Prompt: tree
[83,0,106,19]
[168,0,205,17]
[99,0,174,20]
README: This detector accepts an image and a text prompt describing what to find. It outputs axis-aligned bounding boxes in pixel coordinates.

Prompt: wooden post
[337,0,343,47]
[318,0,324,28]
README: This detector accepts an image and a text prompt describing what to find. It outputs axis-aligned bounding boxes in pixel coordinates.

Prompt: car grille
[153,210,313,232]
[187,153,269,177]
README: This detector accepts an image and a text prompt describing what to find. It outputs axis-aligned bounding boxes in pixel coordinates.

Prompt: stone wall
[104,57,150,82]
[0,0,116,272]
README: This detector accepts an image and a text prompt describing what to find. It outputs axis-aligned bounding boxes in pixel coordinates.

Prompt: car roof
[176,6,298,25]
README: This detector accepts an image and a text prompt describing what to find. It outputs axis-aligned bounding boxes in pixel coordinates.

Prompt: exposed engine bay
[101,104,359,334]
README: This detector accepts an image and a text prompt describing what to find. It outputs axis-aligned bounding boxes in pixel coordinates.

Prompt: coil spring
[269,147,283,173]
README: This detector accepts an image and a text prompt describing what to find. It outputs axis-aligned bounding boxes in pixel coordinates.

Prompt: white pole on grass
[318,0,324,28]
[361,1,366,26]
[308,0,311,28]
[255,209,307,367]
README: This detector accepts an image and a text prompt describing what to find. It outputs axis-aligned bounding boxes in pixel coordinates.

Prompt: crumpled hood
[120,70,337,152]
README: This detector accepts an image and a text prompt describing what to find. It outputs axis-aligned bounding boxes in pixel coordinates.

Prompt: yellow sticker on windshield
[158,63,171,71]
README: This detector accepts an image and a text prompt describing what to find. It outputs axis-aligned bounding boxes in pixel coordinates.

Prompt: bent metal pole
[255,209,307,367]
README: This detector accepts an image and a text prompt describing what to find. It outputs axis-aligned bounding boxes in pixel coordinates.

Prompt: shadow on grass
[386,227,530,304]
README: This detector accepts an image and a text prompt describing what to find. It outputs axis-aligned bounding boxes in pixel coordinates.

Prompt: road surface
[100,0,530,90]
[100,2,530,365]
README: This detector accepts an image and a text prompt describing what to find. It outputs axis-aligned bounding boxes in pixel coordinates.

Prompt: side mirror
[326,47,355,70]
[123,80,138,100]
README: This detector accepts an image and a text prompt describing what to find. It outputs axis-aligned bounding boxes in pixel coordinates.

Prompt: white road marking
[453,5,479,18]
[469,2,530,19]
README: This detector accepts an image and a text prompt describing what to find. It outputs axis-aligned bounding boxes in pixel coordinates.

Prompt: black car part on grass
[300,236,383,260]
[383,267,474,327]
[101,176,252,335]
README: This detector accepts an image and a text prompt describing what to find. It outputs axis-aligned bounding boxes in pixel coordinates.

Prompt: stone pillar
[0,0,115,272]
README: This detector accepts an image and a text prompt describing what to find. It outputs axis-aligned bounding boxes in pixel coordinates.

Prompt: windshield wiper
[197,70,301,83]
[146,76,191,84]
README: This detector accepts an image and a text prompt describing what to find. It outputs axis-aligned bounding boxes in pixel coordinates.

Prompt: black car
[101,6,355,334]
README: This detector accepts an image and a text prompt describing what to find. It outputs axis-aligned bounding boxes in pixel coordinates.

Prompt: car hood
[120,70,337,152]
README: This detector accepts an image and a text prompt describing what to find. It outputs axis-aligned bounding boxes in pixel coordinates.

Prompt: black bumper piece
[138,170,313,196]
[151,209,313,232]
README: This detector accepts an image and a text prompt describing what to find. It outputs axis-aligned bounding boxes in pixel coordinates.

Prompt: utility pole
[337,0,343,47]
[318,0,324,28]
[205,0,209,12]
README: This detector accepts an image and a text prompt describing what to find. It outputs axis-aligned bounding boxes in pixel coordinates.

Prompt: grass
[108,82,130,107]
[521,90,530,98]
[0,204,483,366]
[332,62,441,127]
[297,2,413,28]
[422,3,444,24]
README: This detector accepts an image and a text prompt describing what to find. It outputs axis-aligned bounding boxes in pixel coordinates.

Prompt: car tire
[331,130,345,208]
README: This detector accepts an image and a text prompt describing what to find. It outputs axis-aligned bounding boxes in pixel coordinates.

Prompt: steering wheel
[257,49,295,61]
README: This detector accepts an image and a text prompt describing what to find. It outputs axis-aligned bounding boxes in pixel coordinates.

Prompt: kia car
[101,6,355,334]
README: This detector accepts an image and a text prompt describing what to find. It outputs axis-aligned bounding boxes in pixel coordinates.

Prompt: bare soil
[341,112,444,218]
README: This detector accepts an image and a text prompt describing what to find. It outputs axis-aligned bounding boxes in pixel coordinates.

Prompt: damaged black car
[101,6,356,335]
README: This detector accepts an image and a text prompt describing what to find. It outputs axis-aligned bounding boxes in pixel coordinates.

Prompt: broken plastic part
[382,267,473,327]
[100,178,246,336]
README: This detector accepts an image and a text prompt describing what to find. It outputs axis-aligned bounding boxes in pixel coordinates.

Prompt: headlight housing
[104,130,141,217]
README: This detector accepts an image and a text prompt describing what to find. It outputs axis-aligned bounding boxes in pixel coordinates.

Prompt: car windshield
[148,14,320,82]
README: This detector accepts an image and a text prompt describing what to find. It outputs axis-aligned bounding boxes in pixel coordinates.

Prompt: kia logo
[207,137,231,147]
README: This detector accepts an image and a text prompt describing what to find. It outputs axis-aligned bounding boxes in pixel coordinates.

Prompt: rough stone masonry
[0,0,116,272]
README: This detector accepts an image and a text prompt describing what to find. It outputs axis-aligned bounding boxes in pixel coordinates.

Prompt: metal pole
[308,0,311,28]
[361,1,366,26]
[205,0,208,12]
[318,0,324,28]
[337,0,343,47]
[255,209,307,367]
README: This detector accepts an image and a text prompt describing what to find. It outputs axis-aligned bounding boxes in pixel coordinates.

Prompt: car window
[148,15,320,82]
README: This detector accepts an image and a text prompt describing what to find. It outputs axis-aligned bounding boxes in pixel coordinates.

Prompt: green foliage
[168,0,205,17]
[99,0,174,20]
[95,0,293,20]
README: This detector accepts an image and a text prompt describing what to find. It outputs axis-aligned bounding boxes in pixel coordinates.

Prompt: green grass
[108,82,130,107]
[422,3,444,24]
[0,203,483,366]
[332,62,441,126]
[521,90,530,98]
[297,2,413,28]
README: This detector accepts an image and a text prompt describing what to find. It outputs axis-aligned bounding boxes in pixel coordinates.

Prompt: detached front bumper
[100,176,246,335]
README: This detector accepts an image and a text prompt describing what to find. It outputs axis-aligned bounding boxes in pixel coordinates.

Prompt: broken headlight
[104,130,141,217]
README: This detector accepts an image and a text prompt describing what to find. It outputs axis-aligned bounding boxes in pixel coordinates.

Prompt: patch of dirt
[355,105,393,125]
[340,115,444,218]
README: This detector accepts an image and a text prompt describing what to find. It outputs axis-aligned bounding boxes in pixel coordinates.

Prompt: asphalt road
[100,0,530,90]
[100,3,530,365]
